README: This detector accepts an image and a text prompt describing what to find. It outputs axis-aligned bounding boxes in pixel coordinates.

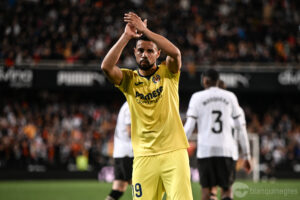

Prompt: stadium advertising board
[0,67,299,92]
[57,71,106,86]
[0,67,113,90]
[0,68,33,88]
[180,69,300,93]
[278,70,300,88]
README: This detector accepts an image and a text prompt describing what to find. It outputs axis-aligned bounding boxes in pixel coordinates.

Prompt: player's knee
[116,182,126,189]
[113,180,128,191]
[209,192,217,200]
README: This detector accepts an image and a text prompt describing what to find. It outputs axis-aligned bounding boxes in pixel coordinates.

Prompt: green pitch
[0,180,299,200]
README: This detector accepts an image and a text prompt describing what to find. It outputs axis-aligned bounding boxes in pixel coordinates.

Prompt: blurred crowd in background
[243,102,300,177]
[0,92,120,171]
[1,0,300,181]
[1,0,300,67]
[0,92,299,178]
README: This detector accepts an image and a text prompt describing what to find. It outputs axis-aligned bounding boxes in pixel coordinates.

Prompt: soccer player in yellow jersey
[101,12,192,200]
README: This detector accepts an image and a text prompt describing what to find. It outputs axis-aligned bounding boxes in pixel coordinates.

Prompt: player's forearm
[238,125,251,160]
[143,28,181,61]
[101,33,130,73]
[184,117,196,139]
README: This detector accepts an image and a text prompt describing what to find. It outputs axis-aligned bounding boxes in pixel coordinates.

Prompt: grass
[0,180,299,200]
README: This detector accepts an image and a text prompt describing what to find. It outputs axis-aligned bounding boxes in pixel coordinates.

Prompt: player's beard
[138,59,154,71]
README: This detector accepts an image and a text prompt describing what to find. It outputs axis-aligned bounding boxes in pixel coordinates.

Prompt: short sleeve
[114,69,132,93]
[239,107,246,125]
[165,64,180,82]
[231,93,242,119]
[186,93,199,118]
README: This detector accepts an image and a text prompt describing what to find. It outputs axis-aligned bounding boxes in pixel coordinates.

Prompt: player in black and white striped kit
[184,69,252,200]
[105,102,133,200]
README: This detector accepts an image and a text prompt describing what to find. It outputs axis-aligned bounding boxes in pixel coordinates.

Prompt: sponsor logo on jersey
[152,75,160,84]
[135,86,163,104]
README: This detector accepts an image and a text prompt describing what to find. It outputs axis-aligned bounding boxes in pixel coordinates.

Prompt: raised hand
[124,12,147,34]
[124,23,143,39]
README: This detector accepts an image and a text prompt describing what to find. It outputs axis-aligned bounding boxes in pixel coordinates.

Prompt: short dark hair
[135,35,159,49]
[136,35,151,43]
[202,69,219,82]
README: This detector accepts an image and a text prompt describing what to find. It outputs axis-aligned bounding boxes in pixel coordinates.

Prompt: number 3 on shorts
[132,183,142,198]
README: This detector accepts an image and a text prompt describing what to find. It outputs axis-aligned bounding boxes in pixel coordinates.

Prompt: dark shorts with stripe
[114,157,134,181]
[197,157,236,188]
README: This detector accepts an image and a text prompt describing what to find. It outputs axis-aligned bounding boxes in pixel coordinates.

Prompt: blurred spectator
[0,91,118,171]
[245,102,300,178]
[0,0,299,67]
[0,91,299,175]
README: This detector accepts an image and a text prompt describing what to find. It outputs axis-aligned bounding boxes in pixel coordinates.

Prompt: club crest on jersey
[152,75,160,84]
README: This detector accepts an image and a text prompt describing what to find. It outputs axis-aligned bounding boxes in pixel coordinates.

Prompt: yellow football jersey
[115,63,189,157]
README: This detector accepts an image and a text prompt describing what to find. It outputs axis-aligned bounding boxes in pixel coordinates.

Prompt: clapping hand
[124,12,147,39]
